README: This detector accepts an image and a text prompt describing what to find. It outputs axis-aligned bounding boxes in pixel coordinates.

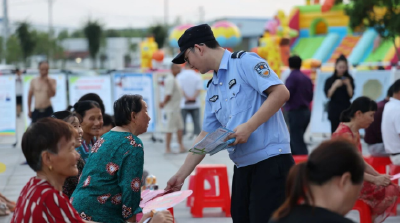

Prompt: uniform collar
[212,50,231,84]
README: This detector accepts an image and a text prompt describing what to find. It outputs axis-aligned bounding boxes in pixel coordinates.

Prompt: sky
[2,0,305,30]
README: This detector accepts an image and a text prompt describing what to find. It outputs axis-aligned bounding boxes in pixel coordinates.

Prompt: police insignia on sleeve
[209,95,219,102]
[254,62,270,77]
[229,79,236,89]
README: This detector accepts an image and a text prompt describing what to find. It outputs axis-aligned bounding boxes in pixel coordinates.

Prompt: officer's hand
[226,122,253,146]
[165,174,185,192]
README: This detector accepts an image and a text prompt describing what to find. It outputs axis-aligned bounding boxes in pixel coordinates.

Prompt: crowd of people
[0,23,400,223]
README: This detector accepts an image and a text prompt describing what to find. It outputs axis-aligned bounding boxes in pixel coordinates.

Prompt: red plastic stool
[191,164,231,218]
[363,156,392,174]
[352,200,372,223]
[136,208,175,222]
[293,155,308,164]
[186,174,216,207]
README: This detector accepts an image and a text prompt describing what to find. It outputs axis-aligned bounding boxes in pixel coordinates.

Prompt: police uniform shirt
[203,50,291,167]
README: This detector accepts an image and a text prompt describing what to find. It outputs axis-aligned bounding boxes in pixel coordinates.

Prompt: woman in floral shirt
[71,95,151,223]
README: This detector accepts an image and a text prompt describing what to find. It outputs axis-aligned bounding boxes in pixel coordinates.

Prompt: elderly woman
[70,100,103,162]
[71,94,151,223]
[51,110,85,198]
[12,118,171,223]
[11,118,88,222]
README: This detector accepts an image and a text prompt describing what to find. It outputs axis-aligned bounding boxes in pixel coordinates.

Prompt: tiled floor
[0,118,399,222]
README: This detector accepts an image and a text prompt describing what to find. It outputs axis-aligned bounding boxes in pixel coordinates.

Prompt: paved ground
[0,117,399,222]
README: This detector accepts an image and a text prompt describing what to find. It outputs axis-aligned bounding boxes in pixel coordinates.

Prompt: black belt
[390,153,400,156]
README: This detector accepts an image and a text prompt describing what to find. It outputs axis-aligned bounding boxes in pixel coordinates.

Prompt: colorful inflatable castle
[288,0,399,71]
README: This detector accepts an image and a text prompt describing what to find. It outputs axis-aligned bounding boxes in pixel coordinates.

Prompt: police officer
[166,24,294,223]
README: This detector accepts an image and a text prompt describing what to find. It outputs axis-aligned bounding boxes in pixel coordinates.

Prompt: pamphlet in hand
[189,127,235,156]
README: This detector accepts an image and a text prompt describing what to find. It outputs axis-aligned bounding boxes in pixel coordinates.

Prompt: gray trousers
[181,108,201,135]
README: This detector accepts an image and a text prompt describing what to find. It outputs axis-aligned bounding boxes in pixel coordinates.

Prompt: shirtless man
[27,61,56,123]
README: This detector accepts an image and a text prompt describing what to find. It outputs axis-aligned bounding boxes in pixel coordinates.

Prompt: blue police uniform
[203,49,291,167]
[171,23,294,223]
[203,49,294,223]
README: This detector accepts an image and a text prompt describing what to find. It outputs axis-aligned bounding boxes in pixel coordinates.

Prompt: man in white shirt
[176,63,203,138]
[382,79,400,164]
[160,64,186,154]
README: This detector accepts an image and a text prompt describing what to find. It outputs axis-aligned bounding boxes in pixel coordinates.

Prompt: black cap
[172,24,216,64]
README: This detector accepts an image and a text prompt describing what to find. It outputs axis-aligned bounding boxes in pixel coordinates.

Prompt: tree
[33,31,51,56]
[0,35,22,65]
[15,22,36,67]
[345,0,400,62]
[6,35,23,65]
[58,30,70,40]
[83,20,103,69]
[105,29,121,37]
[148,24,167,48]
[71,30,85,38]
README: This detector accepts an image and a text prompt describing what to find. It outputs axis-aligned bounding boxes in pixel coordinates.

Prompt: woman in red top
[332,96,400,223]
[11,118,172,223]
[11,118,90,223]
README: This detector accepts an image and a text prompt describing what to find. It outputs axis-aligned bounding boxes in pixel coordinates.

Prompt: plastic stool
[136,207,175,222]
[352,200,372,223]
[186,174,216,207]
[293,155,308,164]
[191,164,231,218]
[363,156,392,174]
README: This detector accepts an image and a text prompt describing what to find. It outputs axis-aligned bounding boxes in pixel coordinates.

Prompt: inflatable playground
[287,2,399,68]
[141,0,399,78]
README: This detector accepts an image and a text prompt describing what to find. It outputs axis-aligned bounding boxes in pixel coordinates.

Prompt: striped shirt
[11,177,85,223]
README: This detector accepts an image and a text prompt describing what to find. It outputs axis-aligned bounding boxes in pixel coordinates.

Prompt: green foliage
[148,24,167,48]
[105,29,121,37]
[58,30,70,40]
[83,20,103,68]
[0,35,23,65]
[16,22,36,67]
[71,30,85,38]
[345,0,400,61]
[6,35,23,64]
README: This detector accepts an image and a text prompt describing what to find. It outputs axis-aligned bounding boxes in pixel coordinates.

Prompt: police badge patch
[209,95,218,102]
[229,79,236,89]
[254,62,270,77]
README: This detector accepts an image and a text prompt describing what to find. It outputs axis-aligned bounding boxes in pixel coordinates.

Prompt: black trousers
[32,106,53,123]
[288,108,311,155]
[231,154,294,223]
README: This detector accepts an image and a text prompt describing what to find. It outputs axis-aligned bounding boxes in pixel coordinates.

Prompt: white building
[60,37,143,70]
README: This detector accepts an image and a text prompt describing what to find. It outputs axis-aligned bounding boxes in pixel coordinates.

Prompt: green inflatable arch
[310,18,328,36]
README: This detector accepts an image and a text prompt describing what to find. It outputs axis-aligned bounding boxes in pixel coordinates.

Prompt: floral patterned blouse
[76,137,96,162]
[71,131,144,223]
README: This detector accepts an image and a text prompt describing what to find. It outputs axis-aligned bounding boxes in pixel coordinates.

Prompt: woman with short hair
[71,94,152,223]
[11,118,89,223]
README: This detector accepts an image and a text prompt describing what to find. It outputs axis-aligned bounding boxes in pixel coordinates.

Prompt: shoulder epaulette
[231,51,246,59]
[207,78,213,88]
